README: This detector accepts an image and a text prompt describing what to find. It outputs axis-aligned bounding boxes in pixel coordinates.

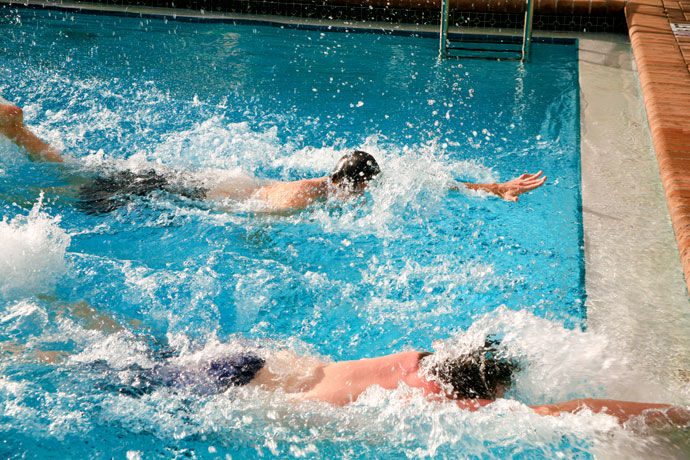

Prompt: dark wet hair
[329,151,381,189]
[420,340,517,400]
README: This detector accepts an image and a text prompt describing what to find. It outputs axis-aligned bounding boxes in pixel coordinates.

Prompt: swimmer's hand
[453,171,546,202]
[493,171,546,201]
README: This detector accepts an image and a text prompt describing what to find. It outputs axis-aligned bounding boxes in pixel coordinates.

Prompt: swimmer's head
[329,151,381,192]
[420,340,517,400]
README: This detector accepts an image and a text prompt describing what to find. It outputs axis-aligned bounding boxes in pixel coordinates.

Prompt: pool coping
[578,36,689,358]
[625,0,690,295]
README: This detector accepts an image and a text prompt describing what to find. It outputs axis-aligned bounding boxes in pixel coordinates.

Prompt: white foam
[428,307,684,404]
[149,117,287,171]
[0,195,70,299]
[71,332,154,369]
[298,142,487,238]
[0,300,49,332]
[176,375,625,460]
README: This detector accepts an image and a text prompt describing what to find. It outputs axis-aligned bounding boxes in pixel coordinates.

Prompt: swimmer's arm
[1,300,146,365]
[252,178,329,212]
[1,105,63,162]
[40,295,144,334]
[0,340,71,364]
[61,301,143,333]
[529,398,690,425]
[11,125,63,162]
[450,171,546,202]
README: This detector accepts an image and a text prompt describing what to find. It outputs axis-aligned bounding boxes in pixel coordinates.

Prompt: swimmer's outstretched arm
[454,396,689,425]
[451,171,546,202]
[528,398,690,425]
[56,300,143,334]
[1,299,148,364]
[37,294,145,334]
[0,103,63,162]
[0,340,72,364]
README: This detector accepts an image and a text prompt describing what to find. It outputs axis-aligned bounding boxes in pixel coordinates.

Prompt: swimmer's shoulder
[255,177,328,210]
[394,351,444,396]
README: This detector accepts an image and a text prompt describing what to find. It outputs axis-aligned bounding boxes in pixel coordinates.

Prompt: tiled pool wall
[4,0,628,31]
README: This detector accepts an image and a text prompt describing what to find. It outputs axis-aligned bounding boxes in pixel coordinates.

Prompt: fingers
[521,175,547,191]
[518,174,546,186]
[502,172,546,201]
[504,173,546,201]
[518,171,543,180]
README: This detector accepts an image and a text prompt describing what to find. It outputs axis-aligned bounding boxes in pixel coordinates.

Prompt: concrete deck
[579,36,689,388]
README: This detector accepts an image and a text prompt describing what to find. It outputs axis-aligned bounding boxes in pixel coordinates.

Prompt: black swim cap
[421,340,517,400]
[329,151,381,189]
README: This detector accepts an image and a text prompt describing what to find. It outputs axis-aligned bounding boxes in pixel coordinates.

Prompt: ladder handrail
[439,0,450,58]
[522,0,535,61]
[439,0,535,62]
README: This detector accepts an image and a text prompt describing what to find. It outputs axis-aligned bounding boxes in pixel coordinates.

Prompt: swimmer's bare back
[207,176,330,211]
[250,351,439,407]
[248,350,690,426]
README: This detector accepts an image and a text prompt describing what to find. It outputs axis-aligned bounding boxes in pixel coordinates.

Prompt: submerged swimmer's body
[0,103,547,213]
[250,346,689,425]
[16,306,687,427]
[37,341,690,426]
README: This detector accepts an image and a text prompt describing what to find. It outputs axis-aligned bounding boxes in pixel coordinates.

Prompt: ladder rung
[443,55,524,61]
[448,39,521,44]
[446,46,522,53]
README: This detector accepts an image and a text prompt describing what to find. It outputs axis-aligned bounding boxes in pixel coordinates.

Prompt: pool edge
[578,35,690,385]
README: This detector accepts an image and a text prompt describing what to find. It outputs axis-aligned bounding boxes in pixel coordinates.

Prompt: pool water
[0,6,642,460]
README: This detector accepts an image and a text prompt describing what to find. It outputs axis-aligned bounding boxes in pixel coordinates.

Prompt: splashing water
[0,6,686,460]
[0,194,70,299]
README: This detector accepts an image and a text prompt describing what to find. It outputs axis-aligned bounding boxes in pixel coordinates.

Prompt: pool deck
[578,36,689,383]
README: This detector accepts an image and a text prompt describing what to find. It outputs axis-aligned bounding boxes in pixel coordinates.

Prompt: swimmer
[0,102,547,213]
[15,307,687,426]
[37,340,690,425]
[252,343,689,426]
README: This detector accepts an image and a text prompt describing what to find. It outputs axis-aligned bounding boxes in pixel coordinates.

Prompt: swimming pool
[0,5,633,459]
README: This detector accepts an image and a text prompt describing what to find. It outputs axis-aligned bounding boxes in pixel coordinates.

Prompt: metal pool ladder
[439,0,535,61]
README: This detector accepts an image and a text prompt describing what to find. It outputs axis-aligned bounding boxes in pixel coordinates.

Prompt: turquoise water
[0,6,600,459]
